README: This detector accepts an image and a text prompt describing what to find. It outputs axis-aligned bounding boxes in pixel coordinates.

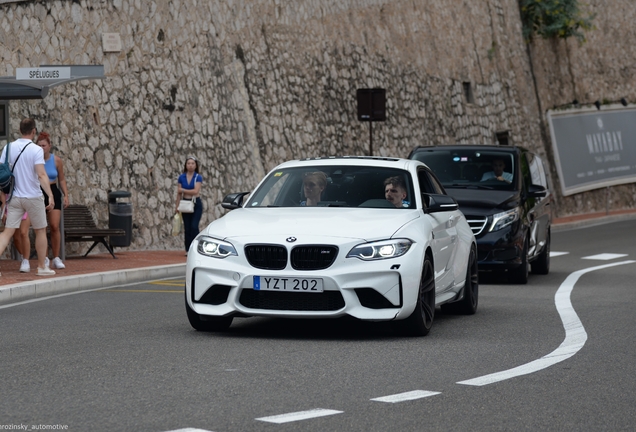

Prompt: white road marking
[550,251,569,257]
[256,408,343,424]
[457,260,636,386]
[582,253,628,260]
[164,429,213,432]
[371,390,441,403]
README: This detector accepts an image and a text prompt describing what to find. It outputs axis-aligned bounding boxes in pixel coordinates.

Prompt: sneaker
[36,267,56,276]
[19,259,31,273]
[52,257,65,269]
[44,257,50,268]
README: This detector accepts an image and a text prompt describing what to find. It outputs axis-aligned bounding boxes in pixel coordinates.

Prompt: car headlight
[347,239,413,261]
[489,208,520,232]
[196,236,238,258]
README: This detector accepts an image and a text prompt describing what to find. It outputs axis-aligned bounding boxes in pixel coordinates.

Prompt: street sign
[16,67,71,80]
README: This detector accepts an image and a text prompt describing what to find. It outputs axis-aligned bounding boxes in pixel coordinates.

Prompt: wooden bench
[63,204,126,259]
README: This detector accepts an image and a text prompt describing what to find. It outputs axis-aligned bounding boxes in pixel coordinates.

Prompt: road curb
[552,212,636,232]
[0,263,186,306]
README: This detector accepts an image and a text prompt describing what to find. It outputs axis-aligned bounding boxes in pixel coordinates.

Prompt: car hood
[444,188,519,213]
[202,208,421,242]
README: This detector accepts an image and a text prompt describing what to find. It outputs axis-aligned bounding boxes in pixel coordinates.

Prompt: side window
[418,169,444,195]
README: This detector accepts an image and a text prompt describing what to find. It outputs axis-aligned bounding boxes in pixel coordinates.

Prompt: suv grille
[466,216,488,236]
[245,244,287,270]
[239,289,345,311]
[291,246,338,270]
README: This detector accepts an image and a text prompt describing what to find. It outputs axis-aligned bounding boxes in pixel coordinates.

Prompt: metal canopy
[0,65,105,100]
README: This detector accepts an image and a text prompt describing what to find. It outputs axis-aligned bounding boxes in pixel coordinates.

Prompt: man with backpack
[0,118,55,276]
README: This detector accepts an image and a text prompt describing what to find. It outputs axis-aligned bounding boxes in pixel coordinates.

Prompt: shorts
[42,183,63,210]
[5,196,47,229]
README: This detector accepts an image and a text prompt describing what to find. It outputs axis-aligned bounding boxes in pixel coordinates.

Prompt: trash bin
[108,190,132,247]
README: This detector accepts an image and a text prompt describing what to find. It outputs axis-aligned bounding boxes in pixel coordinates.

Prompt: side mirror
[221,192,250,210]
[527,185,547,198]
[423,193,459,213]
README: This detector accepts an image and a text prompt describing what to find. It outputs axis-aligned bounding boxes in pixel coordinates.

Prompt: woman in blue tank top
[37,131,70,269]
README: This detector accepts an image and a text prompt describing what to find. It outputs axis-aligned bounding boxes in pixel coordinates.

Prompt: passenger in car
[384,176,409,208]
[301,171,327,206]
[481,158,513,183]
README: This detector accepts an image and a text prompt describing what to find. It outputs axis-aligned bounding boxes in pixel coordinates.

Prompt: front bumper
[475,224,525,271]
[185,240,424,322]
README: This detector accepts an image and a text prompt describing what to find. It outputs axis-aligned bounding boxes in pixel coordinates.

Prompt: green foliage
[520,0,595,42]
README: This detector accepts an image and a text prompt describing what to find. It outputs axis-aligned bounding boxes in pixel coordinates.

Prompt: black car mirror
[221,192,250,210]
[423,193,459,213]
[527,185,547,198]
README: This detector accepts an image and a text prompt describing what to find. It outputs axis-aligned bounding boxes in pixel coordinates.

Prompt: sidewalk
[0,249,186,306]
[1,208,635,307]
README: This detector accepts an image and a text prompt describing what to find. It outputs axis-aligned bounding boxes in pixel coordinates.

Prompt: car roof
[409,144,527,155]
[273,156,425,171]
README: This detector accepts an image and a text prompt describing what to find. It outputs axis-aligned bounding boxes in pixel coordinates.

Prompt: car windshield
[412,149,516,190]
[245,165,416,209]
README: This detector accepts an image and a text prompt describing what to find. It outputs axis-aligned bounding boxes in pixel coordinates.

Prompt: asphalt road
[1,220,635,432]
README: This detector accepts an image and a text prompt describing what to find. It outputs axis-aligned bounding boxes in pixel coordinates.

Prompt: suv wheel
[531,229,550,275]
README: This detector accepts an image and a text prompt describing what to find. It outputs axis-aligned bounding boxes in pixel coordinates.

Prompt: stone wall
[0,0,633,256]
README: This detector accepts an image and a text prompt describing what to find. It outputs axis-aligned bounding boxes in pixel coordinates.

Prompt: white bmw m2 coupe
[185,156,478,336]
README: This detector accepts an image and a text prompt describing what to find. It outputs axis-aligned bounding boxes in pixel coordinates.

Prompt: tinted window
[412,149,516,191]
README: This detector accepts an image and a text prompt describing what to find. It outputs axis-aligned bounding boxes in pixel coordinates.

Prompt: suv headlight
[197,236,238,258]
[489,208,520,232]
[347,239,412,261]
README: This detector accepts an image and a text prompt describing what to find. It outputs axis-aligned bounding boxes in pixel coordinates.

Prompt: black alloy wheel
[403,254,436,336]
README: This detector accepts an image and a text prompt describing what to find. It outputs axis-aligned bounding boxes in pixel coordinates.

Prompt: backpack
[0,142,30,200]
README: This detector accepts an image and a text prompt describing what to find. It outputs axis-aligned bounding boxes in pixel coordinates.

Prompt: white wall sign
[547,106,636,196]
[102,33,122,52]
[16,67,71,80]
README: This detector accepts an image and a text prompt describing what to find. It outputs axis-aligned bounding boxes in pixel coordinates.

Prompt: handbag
[171,213,183,236]
[177,194,195,213]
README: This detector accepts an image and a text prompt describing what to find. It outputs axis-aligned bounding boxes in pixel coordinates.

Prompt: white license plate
[253,276,324,293]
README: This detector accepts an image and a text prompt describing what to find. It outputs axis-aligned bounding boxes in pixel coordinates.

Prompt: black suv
[409,145,552,284]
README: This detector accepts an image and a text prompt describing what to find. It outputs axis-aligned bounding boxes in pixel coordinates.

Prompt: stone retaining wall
[0,0,633,256]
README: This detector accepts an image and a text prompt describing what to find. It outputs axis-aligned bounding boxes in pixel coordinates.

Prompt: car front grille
[245,244,287,270]
[239,289,345,311]
[466,216,488,236]
[244,244,339,271]
[291,246,338,270]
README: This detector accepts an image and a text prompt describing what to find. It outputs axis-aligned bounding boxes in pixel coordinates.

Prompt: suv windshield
[412,149,516,190]
[245,165,416,209]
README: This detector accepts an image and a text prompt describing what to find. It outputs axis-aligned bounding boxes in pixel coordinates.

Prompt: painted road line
[550,251,569,257]
[150,280,186,286]
[371,390,441,403]
[256,408,343,424]
[457,260,636,386]
[582,253,628,260]
[164,429,212,432]
[101,289,182,293]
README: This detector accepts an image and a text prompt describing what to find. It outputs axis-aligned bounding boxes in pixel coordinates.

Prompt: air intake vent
[239,289,345,311]
[291,246,338,270]
[245,244,287,270]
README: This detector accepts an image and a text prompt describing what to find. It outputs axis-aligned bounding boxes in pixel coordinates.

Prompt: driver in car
[481,158,513,183]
